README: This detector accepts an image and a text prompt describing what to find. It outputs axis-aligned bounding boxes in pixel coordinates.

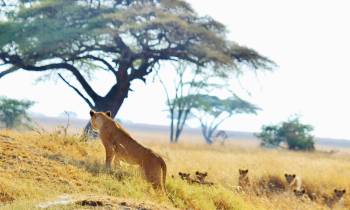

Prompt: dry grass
[0,129,349,210]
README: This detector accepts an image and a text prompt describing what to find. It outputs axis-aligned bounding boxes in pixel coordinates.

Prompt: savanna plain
[0,127,349,210]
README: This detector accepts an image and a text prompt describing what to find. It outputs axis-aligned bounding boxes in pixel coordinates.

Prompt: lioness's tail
[159,156,167,191]
[159,157,176,204]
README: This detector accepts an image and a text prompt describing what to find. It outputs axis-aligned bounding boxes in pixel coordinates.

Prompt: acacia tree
[191,94,259,144]
[0,0,273,133]
[158,63,219,143]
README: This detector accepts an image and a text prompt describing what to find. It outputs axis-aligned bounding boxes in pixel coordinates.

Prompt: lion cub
[90,110,167,192]
[293,189,306,197]
[238,169,250,188]
[293,189,313,201]
[195,171,214,186]
[178,172,201,184]
[284,173,302,191]
[323,189,346,208]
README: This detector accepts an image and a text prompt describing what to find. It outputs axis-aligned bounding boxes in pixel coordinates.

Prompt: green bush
[256,117,315,151]
[0,96,34,129]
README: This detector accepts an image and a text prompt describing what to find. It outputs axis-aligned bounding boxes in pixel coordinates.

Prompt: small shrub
[256,117,315,151]
[0,96,34,129]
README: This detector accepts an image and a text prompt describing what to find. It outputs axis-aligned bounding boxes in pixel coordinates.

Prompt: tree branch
[0,52,101,101]
[75,54,118,79]
[58,73,94,108]
[128,59,157,82]
[114,36,133,56]
[0,66,19,78]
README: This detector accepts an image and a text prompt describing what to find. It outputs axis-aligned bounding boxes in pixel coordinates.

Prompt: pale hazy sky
[1,0,350,139]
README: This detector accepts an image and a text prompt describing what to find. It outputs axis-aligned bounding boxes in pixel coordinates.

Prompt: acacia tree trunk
[169,108,175,143]
[173,108,191,143]
[201,124,215,144]
[82,77,130,139]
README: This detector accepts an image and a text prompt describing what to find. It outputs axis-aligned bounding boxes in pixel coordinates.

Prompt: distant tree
[59,111,78,119]
[255,125,282,148]
[0,96,34,128]
[213,130,228,145]
[191,94,259,144]
[256,117,315,151]
[159,63,220,143]
[0,0,274,135]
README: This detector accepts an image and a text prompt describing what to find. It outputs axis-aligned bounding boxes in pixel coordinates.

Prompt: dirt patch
[38,194,176,210]
[77,199,104,207]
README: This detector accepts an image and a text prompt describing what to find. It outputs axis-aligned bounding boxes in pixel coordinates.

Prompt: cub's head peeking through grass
[323,189,346,208]
[238,169,250,188]
[284,173,302,191]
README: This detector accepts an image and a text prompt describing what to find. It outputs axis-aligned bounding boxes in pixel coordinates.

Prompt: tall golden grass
[0,129,349,209]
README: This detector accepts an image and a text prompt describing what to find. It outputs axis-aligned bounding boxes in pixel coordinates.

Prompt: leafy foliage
[0,96,34,128]
[191,94,259,144]
[0,0,274,122]
[255,125,282,148]
[256,117,315,151]
[159,63,213,143]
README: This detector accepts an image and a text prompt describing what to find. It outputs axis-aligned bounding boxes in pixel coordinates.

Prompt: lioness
[89,110,167,192]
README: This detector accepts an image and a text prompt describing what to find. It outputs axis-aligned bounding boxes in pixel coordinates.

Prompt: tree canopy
[0,0,274,129]
[191,94,259,144]
[159,62,221,143]
[256,117,315,151]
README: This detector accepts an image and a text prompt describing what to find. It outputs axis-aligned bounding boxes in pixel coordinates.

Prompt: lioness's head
[89,110,112,131]
[334,189,346,198]
[284,173,296,184]
[239,169,249,178]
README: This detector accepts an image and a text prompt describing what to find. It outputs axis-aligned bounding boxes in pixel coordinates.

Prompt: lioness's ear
[90,110,95,117]
[105,111,111,117]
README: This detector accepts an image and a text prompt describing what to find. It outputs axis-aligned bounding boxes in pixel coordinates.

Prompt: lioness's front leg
[104,145,115,169]
[113,154,122,169]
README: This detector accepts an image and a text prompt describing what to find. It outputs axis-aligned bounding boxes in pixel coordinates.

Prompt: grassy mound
[0,130,349,209]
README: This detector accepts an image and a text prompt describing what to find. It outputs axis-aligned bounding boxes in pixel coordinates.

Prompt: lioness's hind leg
[144,166,162,190]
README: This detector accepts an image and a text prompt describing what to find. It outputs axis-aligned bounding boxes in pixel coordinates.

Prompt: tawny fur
[178,171,213,185]
[293,189,306,197]
[323,189,346,208]
[195,171,214,186]
[90,110,167,192]
[178,172,200,184]
[284,173,302,191]
[238,169,250,188]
